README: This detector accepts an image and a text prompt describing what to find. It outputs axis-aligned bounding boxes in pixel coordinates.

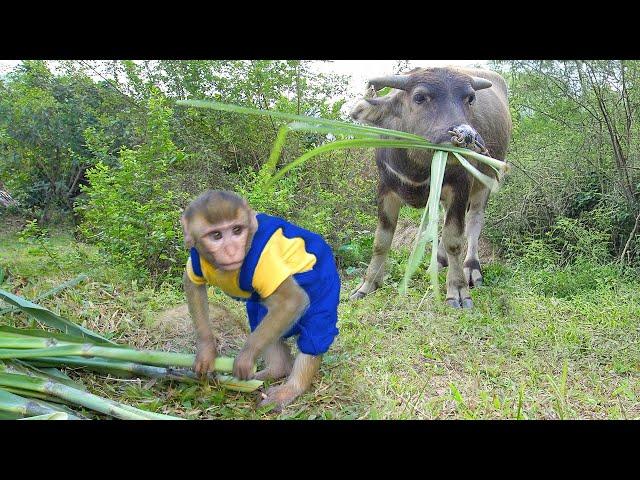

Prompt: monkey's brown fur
[182,191,322,412]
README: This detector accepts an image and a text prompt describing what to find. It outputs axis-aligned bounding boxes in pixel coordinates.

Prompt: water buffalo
[349,66,512,308]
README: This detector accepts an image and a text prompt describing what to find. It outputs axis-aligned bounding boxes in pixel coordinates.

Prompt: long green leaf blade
[0,274,88,316]
[0,289,113,344]
[399,151,448,298]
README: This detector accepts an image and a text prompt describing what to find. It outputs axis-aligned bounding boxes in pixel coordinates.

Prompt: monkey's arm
[233,276,309,380]
[184,270,217,376]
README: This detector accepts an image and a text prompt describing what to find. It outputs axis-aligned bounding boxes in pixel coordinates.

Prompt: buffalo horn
[470,76,492,90]
[366,75,410,92]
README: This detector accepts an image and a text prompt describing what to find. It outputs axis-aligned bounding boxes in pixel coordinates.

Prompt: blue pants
[245,272,340,356]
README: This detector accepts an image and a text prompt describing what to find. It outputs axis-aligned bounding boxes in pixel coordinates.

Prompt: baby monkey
[181,190,340,411]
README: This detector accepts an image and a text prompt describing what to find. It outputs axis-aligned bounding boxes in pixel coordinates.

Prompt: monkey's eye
[413,93,428,104]
[210,231,222,240]
[232,226,243,235]
[468,94,476,105]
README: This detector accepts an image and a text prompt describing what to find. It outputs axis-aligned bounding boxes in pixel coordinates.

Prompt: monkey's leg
[350,186,402,300]
[184,271,218,377]
[254,339,294,381]
[233,277,309,380]
[258,352,321,412]
[464,181,490,288]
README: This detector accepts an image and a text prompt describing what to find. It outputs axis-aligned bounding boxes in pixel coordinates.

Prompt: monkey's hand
[193,337,217,377]
[233,347,257,380]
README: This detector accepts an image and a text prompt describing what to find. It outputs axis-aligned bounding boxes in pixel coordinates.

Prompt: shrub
[76,88,188,284]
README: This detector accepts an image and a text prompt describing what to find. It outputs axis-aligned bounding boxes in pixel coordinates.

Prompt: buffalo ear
[350,96,393,125]
[180,216,195,249]
[364,97,385,106]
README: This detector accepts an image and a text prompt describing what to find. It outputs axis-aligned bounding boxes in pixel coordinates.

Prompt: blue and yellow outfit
[186,213,340,356]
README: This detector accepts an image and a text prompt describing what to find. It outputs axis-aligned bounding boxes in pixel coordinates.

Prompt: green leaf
[0,326,127,347]
[0,274,90,316]
[0,289,114,344]
[399,150,447,297]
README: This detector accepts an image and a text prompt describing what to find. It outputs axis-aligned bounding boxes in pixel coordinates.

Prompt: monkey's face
[192,212,252,271]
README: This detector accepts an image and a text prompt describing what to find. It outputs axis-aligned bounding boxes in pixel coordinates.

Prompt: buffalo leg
[437,237,448,269]
[463,181,490,288]
[441,184,473,309]
[350,186,402,300]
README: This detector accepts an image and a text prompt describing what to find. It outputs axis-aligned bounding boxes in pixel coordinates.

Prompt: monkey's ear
[249,211,259,233]
[180,216,195,249]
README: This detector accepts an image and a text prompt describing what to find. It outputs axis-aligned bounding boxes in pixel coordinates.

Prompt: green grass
[1,220,638,419]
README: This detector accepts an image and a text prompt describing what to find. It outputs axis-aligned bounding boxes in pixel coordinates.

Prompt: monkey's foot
[257,384,302,413]
[254,364,293,381]
[463,259,483,288]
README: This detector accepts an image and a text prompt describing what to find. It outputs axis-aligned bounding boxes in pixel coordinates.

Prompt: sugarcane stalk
[0,336,234,371]
[0,335,263,392]
[7,359,87,390]
[0,385,89,414]
[1,386,55,401]
[3,387,89,417]
[0,326,127,348]
[0,372,181,420]
[0,387,82,419]
[28,356,263,392]
[19,412,72,420]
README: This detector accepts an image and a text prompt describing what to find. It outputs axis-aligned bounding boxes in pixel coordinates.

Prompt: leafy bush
[76,88,188,284]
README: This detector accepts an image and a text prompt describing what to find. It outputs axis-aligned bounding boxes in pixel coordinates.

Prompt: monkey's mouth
[218,261,243,270]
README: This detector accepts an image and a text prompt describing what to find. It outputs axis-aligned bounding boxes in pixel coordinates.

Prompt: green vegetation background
[0,60,638,419]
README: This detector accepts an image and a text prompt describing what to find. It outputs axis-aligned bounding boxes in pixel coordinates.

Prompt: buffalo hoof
[445,296,473,309]
[464,259,483,289]
[349,290,367,301]
[461,297,474,309]
[446,298,462,308]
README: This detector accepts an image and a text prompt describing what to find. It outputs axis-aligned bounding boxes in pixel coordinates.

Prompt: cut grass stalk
[0,388,81,419]
[176,100,509,186]
[0,372,181,420]
[399,151,448,297]
[262,137,506,191]
[177,100,509,293]
[451,152,500,193]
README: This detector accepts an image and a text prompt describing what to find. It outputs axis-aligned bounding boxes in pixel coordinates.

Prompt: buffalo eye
[468,94,476,105]
[413,92,428,104]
